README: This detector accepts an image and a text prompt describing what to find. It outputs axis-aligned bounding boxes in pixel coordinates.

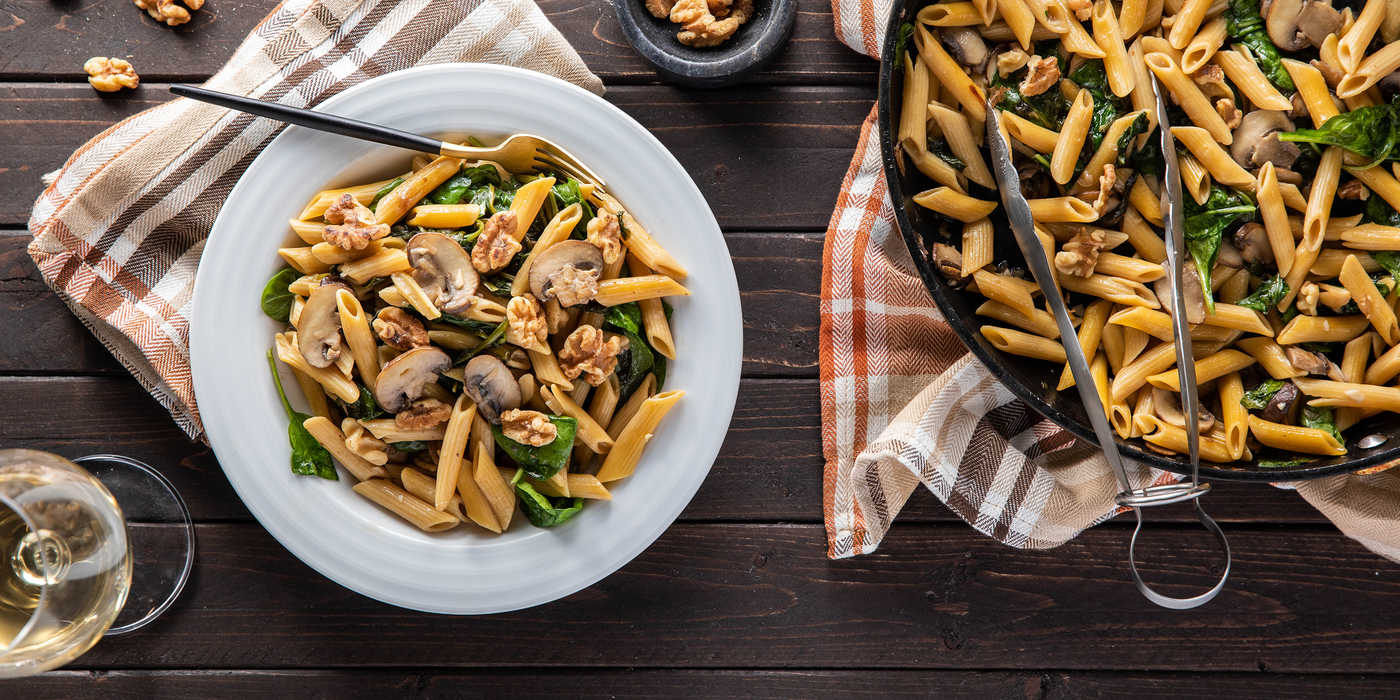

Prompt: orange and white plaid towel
[821,0,1400,562]
[28,0,600,440]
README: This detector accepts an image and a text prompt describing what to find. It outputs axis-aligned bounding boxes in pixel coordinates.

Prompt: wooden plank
[0,0,876,84]
[0,230,819,377]
[0,84,869,228]
[48,522,1400,672]
[0,375,1336,524]
[16,669,1400,699]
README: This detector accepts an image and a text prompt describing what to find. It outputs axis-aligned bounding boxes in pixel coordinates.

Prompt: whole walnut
[84,58,139,92]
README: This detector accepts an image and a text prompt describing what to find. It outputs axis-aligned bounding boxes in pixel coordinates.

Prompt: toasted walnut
[472,211,521,274]
[395,398,452,430]
[1215,99,1243,130]
[1339,180,1370,200]
[707,0,733,15]
[324,194,390,250]
[549,265,601,307]
[1066,0,1092,20]
[558,325,625,387]
[672,0,742,47]
[1020,56,1060,97]
[586,210,624,264]
[1080,164,1117,216]
[506,293,549,353]
[501,409,558,447]
[727,0,754,22]
[646,0,677,16]
[84,58,139,92]
[1192,65,1232,101]
[1054,227,1107,278]
[1297,282,1321,316]
[373,307,430,351]
[132,0,203,26]
[996,47,1031,77]
[341,418,389,466]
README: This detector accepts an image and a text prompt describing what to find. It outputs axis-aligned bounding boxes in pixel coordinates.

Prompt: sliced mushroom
[1378,70,1400,100]
[1216,239,1245,269]
[1152,387,1217,435]
[461,354,522,424]
[297,283,347,369]
[1234,222,1275,268]
[940,27,989,73]
[1230,110,1300,170]
[373,346,451,413]
[407,232,480,316]
[1258,380,1301,424]
[932,243,965,281]
[528,240,605,307]
[1154,262,1207,325]
[1267,0,1311,51]
[1285,346,1345,381]
[1018,164,1051,200]
[1297,0,1343,46]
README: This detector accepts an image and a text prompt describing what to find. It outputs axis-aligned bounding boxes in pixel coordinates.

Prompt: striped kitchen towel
[820,0,1400,563]
[28,0,601,440]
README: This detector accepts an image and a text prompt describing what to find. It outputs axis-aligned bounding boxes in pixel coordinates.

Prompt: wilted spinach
[493,417,579,480]
[370,177,405,212]
[1067,59,1128,151]
[335,384,385,421]
[1240,379,1286,410]
[390,441,429,453]
[1364,196,1400,227]
[893,22,916,59]
[1372,250,1400,281]
[1257,456,1311,469]
[260,268,301,322]
[992,68,1072,132]
[927,138,966,170]
[1225,0,1295,92]
[1184,184,1256,313]
[267,350,336,480]
[511,469,584,527]
[452,320,508,365]
[1302,405,1345,446]
[1277,102,1400,168]
[1115,113,1151,168]
[551,177,596,235]
[1237,274,1290,312]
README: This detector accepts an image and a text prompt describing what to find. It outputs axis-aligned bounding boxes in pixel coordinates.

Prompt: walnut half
[505,293,549,354]
[133,0,204,26]
[373,307,430,351]
[472,211,522,274]
[324,194,390,250]
[586,210,624,264]
[501,409,558,447]
[84,58,139,92]
[558,325,625,387]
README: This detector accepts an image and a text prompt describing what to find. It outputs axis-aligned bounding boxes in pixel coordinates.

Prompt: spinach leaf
[369,178,405,212]
[335,384,385,421]
[653,352,667,392]
[390,441,428,453]
[1301,405,1345,446]
[267,350,336,480]
[1277,103,1400,168]
[551,178,595,235]
[1240,379,1286,410]
[260,268,302,322]
[1184,184,1256,313]
[452,320,508,365]
[991,69,1072,132]
[1237,275,1290,311]
[662,299,673,319]
[1257,456,1311,468]
[1128,128,1163,177]
[1365,196,1400,227]
[1115,113,1151,167]
[493,417,579,479]
[617,210,632,241]
[927,138,966,170]
[606,302,644,335]
[614,330,655,401]
[893,22,916,59]
[511,469,583,527]
[430,312,500,336]
[1225,0,1295,92]
[1302,341,1340,354]
[1372,251,1400,281]
[480,274,513,297]
[432,163,507,205]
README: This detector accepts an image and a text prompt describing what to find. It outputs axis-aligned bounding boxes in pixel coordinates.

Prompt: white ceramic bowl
[190,64,741,614]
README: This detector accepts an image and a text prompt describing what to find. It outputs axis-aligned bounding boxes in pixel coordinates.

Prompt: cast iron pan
[614,0,797,88]
[875,0,1400,481]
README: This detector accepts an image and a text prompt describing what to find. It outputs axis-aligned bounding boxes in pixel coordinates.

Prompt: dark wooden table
[2,1,1399,696]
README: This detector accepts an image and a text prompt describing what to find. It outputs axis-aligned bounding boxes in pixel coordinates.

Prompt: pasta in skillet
[894,0,1400,468]
[263,147,686,532]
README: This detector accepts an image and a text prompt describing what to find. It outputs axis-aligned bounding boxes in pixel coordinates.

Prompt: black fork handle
[169,84,445,155]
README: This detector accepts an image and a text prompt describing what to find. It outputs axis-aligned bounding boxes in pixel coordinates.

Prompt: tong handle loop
[1126,501,1232,609]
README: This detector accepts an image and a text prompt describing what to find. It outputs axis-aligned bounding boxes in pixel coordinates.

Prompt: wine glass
[0,449,193,678]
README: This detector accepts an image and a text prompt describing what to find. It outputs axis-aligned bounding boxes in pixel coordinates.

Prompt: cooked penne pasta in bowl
[190,64,741,614]
[879,0,1400,479]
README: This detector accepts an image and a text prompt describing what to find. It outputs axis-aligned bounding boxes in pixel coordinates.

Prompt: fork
[168,84,606,187]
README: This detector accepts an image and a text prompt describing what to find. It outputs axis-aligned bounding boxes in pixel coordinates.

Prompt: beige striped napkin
[27,0,602,440]
[821,0,1400,565]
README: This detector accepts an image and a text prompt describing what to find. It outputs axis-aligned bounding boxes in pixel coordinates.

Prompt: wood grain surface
[0,0,1388,694]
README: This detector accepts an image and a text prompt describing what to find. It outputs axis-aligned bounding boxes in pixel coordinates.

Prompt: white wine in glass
[0,450,132,678]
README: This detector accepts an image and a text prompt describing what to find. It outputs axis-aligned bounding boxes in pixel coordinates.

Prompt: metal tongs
[984,78,1231,609]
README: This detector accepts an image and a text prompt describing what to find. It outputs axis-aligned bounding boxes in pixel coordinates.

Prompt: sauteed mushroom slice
[940,27,989,73]
[1230,110,1300,170]
[1152,387,1217,435]
[1154,263,1207,325]
[1258,381,1301,424]
[1234,223,1275,268]
[297,282,348,369]
[407,232,480,316]
[373,346,451,413]
[1285,346,1346,381]
[529,240,605,307]
[462,354,522,424]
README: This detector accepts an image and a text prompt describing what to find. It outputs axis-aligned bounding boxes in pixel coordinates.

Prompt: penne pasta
[980,326,1067,362]
[592,275,692,307]
[1246,416,1347,456]
[597,391,684,482]
[303,416,388,482]
[1145,52,1232,144]
[353,479,460,532]
[1339,254,1400,345]
[1275,314,1372,345]
[913,187,1000,221]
